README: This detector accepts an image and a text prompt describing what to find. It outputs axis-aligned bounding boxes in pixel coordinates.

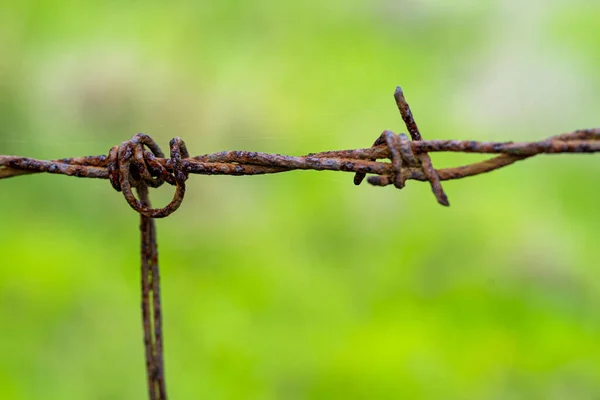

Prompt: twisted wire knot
[350,86,450,206]
[108,133,189,218]
[354,130,450,206]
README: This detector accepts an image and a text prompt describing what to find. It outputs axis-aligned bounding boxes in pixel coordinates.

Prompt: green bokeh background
[1,1,599,399]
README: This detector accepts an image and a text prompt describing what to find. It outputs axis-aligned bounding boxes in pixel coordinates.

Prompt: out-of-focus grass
[1,1,599,399]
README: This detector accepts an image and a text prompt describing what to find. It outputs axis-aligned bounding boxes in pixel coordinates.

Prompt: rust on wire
[138,183,166,400]
[2,87,598,210]
[1,87,599,400]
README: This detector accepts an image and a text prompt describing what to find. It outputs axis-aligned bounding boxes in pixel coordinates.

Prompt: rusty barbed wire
[2,87,599,212]
[1,87,599,400]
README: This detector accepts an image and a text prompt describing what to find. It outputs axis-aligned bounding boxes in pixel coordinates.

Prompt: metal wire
[1,87,598,399]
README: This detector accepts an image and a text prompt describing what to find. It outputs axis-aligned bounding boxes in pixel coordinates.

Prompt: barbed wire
[1,87,598,399]
[2,87,599,211]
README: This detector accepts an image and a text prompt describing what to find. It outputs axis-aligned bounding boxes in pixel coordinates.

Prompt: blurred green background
[1,0,599,399]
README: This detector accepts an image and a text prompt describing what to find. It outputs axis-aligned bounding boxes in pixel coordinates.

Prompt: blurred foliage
[1,0,599,399]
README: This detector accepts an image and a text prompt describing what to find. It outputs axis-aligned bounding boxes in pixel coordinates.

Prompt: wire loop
[107,133,188,218]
